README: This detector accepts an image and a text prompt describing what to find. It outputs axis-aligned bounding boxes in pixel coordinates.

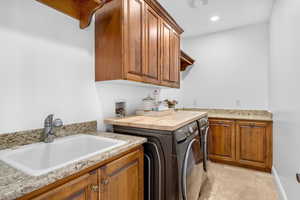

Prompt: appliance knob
[188,126,194,134]
[200,118,208,126]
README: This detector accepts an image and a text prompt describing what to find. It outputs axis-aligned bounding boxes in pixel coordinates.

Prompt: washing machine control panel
[175,122,198,143]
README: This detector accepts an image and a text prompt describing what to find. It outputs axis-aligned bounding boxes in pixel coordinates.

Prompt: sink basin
[0,134,126,176]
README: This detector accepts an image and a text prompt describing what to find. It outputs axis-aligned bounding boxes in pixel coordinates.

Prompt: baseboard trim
[272,166,288,200]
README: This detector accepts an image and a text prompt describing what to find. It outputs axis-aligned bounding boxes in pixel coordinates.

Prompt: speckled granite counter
[182,108,273,121]
[0,123,146,200]
[104,111,208,131]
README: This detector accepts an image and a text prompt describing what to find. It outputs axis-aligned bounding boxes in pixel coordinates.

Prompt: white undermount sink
[0,134,126,176]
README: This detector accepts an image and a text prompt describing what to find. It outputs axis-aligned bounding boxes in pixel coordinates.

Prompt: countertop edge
[181,108,273,122]
[104,111,208,131]
[207,114,273,122]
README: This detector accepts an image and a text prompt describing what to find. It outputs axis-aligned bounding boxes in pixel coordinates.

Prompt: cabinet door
[170,31,180,87]
[236,121,272,171]
[33,171,98,200]
[160,21,180,88]
[208,119,236,162]
[160,21,172,87]
[123,0,144,82]
[143,4,161,85]
[99,149,144,200]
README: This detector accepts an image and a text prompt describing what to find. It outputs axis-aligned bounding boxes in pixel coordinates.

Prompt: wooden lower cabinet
[236,120,272,172]
[208,119,235,162]
[20,147,144,200]
[32,171,98,200]
[208,119,272,172]
[99,149,144,200]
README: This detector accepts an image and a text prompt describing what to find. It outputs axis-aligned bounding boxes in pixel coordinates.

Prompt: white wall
[269,0,300,199]
[0,1,271,135]
[3,1,298,198]
[181,23,269,110]
[96,82,154,130]
[0,0,153,133]
[158,74,184,108]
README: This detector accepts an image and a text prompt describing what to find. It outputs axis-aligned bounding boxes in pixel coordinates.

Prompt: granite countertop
[183,108,273,121]
[0,132,146,200]
[104,110,208,131]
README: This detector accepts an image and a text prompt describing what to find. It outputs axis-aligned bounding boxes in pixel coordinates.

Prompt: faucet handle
[44,114,54,126]
[53,118,63,127]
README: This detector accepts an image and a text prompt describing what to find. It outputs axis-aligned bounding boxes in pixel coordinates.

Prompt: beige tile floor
[199,162,279,200]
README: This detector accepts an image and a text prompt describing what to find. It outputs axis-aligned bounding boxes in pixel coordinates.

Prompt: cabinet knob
[101,179,109,185]
[90,184,99,192]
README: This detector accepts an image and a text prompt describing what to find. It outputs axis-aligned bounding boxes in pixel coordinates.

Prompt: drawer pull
[250,124,256,128]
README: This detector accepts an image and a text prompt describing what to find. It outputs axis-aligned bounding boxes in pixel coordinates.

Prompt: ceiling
[158,0,274,37]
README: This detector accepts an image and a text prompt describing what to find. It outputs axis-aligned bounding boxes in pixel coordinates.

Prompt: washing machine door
[182,136,205,200]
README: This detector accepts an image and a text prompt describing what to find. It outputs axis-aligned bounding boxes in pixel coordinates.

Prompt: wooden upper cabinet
[124,0,144,81]
[143,4,161,84]
[160,21,180,88]
[95,0,183,88]
[236,121,272,171]
[99,149,144,200]
[208,119,236,162]
[95,0,123,81]
[170,31,180,87]
[160,21,171,86]
[33,170,98,200]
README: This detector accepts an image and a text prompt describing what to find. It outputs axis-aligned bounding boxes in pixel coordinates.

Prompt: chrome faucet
[42,114,63,143]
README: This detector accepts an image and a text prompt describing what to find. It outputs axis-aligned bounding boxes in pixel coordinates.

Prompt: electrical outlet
[236,100,241,107]
[193,99,198,107]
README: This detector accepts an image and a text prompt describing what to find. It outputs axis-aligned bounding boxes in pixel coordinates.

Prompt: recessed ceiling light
[189,0,208,8]
[210,16,220,22]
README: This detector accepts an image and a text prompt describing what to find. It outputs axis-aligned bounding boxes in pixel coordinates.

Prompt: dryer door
[182,136,205,200]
